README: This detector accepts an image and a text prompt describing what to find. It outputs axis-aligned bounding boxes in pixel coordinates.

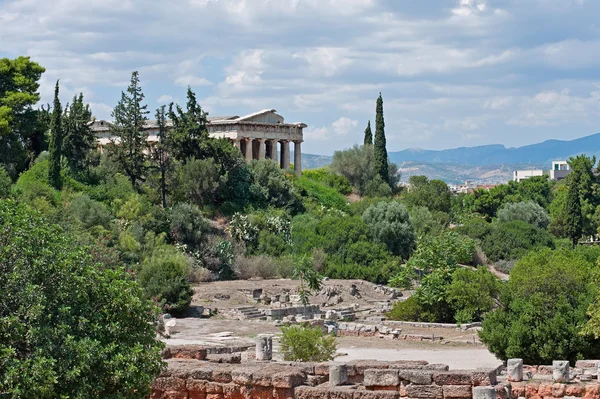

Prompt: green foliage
[481,221,555,262]
[279,325,337,362]
[108,71,149,189]
[0,165,12,198]
[565,171,584,246]
[176,157,225,209]
[301,168,352,195]
[63,93,95,174]
[249,159,304,213]
[151,105,170,208]
[167,87,209,162]
[406,232,475,273]
[403,176,452,214]
[496,200,550,229]
[362,201,415,259]
[295,176,349,211]
[0,199,164,398]
[48,80,63,190]
[373,93,389,186]
[387,296,425,322]
[330,144,399,196]
[0,56,47,177]
[363,120,373,145]
[169,202,210,252]
[455,218,493,242]
[480,248,600,364]
[447,267,502,323]
[63,193,112,230]
[409,206,449,237]
[13,155,61,210]
[293,256,323,307]
[138,246,193,315]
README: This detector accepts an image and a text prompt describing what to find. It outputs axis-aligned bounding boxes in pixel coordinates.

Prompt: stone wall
[148,358,500,399]
[335,322,443,342]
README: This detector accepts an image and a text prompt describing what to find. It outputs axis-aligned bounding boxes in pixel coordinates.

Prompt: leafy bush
[233,254,278,279]
[279,325,337,362]
[481,220,555,262]
[302,168,352,195]
[0,166,11,198]
[170,202,210,252]
[0,200,164,397]
[455,217,493,242]
[387,296,424,321]
[362,201,415,259]
[497,201,550,229]
[447,267,503,323]
[480,248,600,364]
[249,159,303,213]
[403,176,452,213]
[138,246,194,315]
[63,193,112,230]
[175,157,225,209]
[295,176,349,211]
[406,232,476,273]
[409,206,448,237]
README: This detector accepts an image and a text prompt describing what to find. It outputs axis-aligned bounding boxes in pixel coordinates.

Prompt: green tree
[249,159,303,213]
[293,255,323,307]
[497,201,550,229]
[152,105,170,208]
[481,220,555,262]
[403,176,452,214]
[565,175,583,246]
[167,87,209,162]
[63,93,95,174]
[363,120,372,145]
[109,71,149,189]
[0,56,46,177]
[280,325,337,362]
[0,165,11,198]
[176,157,225,209]
[447,267,502,323]
[362,201,415,259]
[0,199,164,398]
[373,93,389,186]
[48,80,63,190]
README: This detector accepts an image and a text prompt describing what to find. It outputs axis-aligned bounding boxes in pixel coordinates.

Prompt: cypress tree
[363,120,373,145]
[373,93,389,185]
[565,174,583,247]
[153,105,169,208]
[63,93,94,174]
[48,80,63,190]
[108,71,149,189]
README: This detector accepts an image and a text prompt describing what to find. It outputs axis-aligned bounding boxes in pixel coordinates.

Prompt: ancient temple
[90,109,306,176]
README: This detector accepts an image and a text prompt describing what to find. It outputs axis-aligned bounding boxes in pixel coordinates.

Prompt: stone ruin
[152,343,600,399]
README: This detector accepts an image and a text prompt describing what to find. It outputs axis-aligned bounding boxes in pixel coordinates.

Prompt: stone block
[163,345,208,361]
[295,386,332,399]
[223,383,248,399]
[537,385,553,397]
[473,386,497,399]
[231,370,253,385]
[472,369,498,386]
[405,384,443,399]
[307,375,328,386]
[553,361,570,383]
[442,385,472,398]
[255,335,273,361]
[328,388,356,399]
[424,364,450,371]
[433,371,473,386]
[212,370,233,384]
[553,384,567,398]
[508,359,524,382]
[585,385,600,399]
[576,361,600,369]
[271,370,306,388]
[252,370,273,387]
[354,392,400,399]
[525,384,539,398]
[511,384,526,399]
[206,393,224,399]
[352,361,390,375]
[153,377,187,392]
[330,363,349,386]
[566,386,585,397]
[495,383,511,399]
[364,369,400,388]
[398,370,433,385]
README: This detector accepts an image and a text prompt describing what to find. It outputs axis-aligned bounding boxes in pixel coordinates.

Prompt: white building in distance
[90,109,306,176]
[513,161,571,183]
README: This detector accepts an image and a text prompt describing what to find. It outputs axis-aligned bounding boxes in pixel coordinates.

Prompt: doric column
[258,139,266,159]
[280,140,290,169]
[232,138,241,150]
[244,138,253,162]
[294,141,302,176]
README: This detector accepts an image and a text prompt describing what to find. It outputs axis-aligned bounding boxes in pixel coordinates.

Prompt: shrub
[249,159,304,213]
[403,176,452,214]
[295,176,349,211]
[0,200,164,397]
[170,203,210,252]
[176,157,225,209]
[481,220,555,262]
[63,193,112,230]
[455,218,493,242]
[480,248,600,364]
[387,297,424,322]
[497,201,550,229]
[409,206,448,237]
[138,246,194,315]
[447,267,503,323]
[279,325,337,362]
[0,166,11,198]
[362,201,415,259]
[234,255,278,279]
[302,168,352,195]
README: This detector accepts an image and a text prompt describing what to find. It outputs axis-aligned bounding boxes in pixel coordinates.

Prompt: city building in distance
[513,160,571,183]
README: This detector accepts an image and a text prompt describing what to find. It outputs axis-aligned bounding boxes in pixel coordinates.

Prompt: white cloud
[332,117,359,135]
[174,75,212,87]
[157,94,174,103]
[304,126,330,141]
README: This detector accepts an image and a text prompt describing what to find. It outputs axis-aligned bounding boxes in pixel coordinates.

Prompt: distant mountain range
[300,133,600,184]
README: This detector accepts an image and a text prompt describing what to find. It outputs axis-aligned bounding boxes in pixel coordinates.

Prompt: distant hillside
[299,153,332,170]
[389,133,600,166]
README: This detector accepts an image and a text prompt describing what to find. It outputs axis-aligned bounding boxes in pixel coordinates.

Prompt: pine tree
[152,105,170,208]
[48,80,63,190]
[63,93,94,174]
[363,120,372,145]
[565,173,583,247]
[167,87,209,162]
[373,93,389,185]
[108,71,149,189]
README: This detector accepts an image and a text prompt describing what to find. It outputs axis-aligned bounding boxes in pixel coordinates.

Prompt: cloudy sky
[2,0,600,155]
